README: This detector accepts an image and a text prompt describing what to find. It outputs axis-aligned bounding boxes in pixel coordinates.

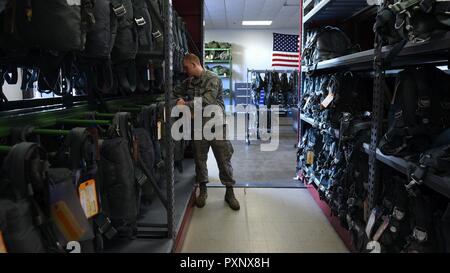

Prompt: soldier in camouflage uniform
[172,54,240,210]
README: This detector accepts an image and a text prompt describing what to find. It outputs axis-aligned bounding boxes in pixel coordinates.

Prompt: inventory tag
[51,201,85,241]
[78,179,99,219]
[303,97,311,110]
[365,208,378,238]
[306,151,314,165]
[321,93,334,108]
[157,121,162,140]
[0,231,7,253]
[373,215,390,241]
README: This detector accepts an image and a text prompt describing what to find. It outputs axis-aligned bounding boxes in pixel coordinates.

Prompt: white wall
[204,28,298,89]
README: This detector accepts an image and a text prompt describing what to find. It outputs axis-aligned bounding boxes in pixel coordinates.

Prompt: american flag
[272,33,300,68]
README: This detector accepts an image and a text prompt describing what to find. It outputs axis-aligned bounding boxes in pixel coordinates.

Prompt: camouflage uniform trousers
[193,129,236,187]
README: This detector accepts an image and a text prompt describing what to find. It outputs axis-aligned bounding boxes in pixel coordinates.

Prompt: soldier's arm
[171,81,187,105]
[184,77,220,111]
[202,77,220,106]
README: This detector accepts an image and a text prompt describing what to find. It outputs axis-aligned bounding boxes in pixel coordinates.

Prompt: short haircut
[183,53,201,65]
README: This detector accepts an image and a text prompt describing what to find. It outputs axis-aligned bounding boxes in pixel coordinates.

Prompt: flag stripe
[273,53,299,57]
[272,58,298,63]
[272,63,299,68]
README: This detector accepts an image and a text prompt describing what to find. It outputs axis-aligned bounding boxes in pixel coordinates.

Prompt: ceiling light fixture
[242,20,272,26]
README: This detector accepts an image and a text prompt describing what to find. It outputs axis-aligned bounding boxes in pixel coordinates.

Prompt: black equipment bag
[84,0,115,59]
[98,137,137,239]
[111,0,138,63]
[134,107,169,211]
[149,104,164,174]
[146,0,164,54]
[111,0,138,94]
[133,0,153,92]
[379,66,450,156]
[374,0,450,63]
[303,26,358,68]
[0,198,47,253]
[403,194,437,252]
[81,0,116,94]
[0,0,95,52]
[134,0,153,60]
[50,127,116,252]
[133,128,155,205]
[0,142,64,253]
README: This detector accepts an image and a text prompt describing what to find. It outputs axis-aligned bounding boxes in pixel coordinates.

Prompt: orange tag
[321,93,334,108]
[306,151,314,165]
[52,201,85,241]
[78,179,99,219]
[0,231,7,253]
[157,121,162,140]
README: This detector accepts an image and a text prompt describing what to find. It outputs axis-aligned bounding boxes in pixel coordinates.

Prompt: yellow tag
[306,151,314,165]
[157,121,162,140]
[51,201,85,241]
[78,179,99,219]
[0,231,7,253]
[321,93,334,108]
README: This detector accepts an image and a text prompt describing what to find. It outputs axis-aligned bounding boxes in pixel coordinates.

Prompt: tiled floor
[207,116,299,184]
[180,116,347,253]
[180,188,348,253]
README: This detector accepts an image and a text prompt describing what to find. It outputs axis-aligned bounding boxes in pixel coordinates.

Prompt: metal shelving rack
[0,0,180,247]
[298,0,450,221]
[244,69,298,145]
[204,47,233,112]
[164,0,176,240]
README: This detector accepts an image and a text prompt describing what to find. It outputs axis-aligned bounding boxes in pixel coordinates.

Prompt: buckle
[113,4,126,17]
[152,30,162,39]
[392,207,405,221]
[156,160,165,169]
[94,214,117,239]
[409,174,423,186]
[412,227,428,242]
[135,17,146,26]
[137,174,147,186]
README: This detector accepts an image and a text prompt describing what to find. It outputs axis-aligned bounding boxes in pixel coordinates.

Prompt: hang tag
[78,179,99,219]
[306,151,314,165]
[157,121,162,140]
[0,231,7,253]
[373,215,390,241]
[303,97,311,110]
[365,208,378,238]
[51,201,86,242]
[321,93,334,108]
[49,174,93,244]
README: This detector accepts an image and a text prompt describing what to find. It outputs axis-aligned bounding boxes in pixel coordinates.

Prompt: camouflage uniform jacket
[172,70,225,124]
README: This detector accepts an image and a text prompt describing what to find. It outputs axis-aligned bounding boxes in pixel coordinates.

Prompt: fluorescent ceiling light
[242,20,272,26]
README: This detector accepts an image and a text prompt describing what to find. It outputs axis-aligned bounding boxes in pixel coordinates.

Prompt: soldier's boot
[225,186,240,211]
[196,183,208,208]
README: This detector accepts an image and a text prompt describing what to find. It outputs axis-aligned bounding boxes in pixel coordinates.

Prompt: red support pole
[297,0,303,148]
